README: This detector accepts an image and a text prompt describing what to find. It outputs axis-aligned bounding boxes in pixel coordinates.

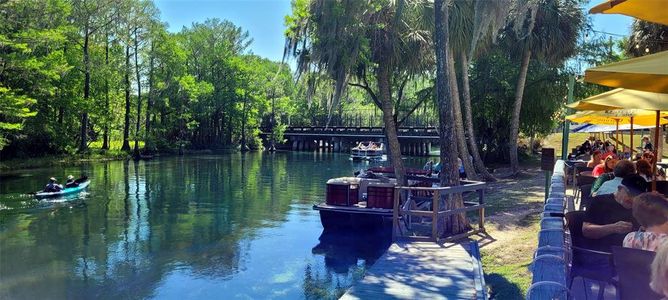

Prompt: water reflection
[0,153,426,299]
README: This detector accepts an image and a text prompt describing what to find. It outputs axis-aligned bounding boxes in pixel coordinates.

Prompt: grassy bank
[473,166,546,299]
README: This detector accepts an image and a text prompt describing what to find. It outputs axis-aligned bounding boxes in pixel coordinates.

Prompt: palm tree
[506,0,583,175]
[285,0,434,185]
[434,0,469,234]
[626,19,668,57]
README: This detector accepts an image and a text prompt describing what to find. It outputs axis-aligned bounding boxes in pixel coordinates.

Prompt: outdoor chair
[655,180,668,197]
[572,164,592,190]
[574,173,596,202]
[578,184,593,211]
[532,254,567,285]
[579,171,594,177]
[538,229,565,248]
[540,217,564,230]
[526,281,569,300]
[612,246,661,300]
[565,211,617,300]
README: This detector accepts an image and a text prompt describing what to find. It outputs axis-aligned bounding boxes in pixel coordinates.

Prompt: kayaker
[44,177,63,192]
[65,175,79,188]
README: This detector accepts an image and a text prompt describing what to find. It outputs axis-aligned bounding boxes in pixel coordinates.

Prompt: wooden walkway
[341,241,486,300]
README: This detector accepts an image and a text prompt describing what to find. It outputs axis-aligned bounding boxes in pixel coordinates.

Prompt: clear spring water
[0,152,428,299]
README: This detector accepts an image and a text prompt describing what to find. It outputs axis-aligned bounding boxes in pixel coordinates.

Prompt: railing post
[478,188,485,232]
[393,187,401,242]
[432,190,440,242]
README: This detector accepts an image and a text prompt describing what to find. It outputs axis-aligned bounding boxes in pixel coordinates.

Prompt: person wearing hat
[43,177,63,193]
[64,175,79,188]
[583,174,648,252]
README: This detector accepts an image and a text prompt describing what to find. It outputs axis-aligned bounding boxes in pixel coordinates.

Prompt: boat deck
[341,241,486,300]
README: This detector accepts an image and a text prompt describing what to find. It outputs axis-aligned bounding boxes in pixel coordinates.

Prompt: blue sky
[154,0,292,62]
[154,0,634,63]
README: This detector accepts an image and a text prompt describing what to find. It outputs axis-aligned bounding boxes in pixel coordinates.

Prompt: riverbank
[0,139,249,171]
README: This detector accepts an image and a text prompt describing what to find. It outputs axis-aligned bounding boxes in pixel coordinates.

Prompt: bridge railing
[284,126,439,136]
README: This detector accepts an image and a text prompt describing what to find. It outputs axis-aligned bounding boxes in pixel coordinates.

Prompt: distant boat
[350,141,385,161]
[34,180,90,199]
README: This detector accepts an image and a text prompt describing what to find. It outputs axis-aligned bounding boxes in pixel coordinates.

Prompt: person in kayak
[64,175,79,188]
[44,177,63,192]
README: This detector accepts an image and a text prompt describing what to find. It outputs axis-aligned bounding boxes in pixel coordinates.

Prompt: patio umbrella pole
[630,117,634,158]
[615,119,619,151]
[654,110,660,191]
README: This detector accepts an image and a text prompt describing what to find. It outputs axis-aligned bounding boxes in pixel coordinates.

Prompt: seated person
[637,159,654,182]
[591,172,615,195]
[594,160,636,196]
[643,136,654,152]
[621,146,632,160]
[651,242,668,298]
[624,192,668,251]
[587,150,602,168]
[43,177,63,192]
[592,155,617,177]
[64,175,79,188]
[583,175,647,252]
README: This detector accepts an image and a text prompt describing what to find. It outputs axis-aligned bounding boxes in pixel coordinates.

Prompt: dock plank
[341,241,486,300]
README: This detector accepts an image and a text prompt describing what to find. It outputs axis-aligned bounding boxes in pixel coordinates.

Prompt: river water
[0,153,426,299]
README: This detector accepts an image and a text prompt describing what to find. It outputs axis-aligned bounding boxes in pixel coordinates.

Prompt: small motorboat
[34,180,90,199]
[350,141,385,161]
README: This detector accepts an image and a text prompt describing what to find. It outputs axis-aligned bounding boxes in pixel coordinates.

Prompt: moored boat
[350,141,385,161]
[314,176,397,234]
[34,180,90,199]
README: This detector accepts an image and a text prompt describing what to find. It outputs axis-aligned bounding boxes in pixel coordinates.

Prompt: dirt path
[472,167,548,299]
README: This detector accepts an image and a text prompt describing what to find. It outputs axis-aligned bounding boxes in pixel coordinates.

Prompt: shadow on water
[312,230,392,274]
[303,230,392,299]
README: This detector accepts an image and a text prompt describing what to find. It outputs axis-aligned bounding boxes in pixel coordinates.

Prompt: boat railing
[392,180,486,242]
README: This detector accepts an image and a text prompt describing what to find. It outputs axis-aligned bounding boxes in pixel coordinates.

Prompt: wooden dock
[341,241,486,300]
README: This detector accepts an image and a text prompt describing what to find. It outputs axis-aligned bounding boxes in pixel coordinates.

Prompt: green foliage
[0,1,295,158]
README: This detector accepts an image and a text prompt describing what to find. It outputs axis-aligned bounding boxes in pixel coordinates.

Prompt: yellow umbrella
[584,51,668,93]
[567,88,668,111]
[566,110,668,126]
[566,100,621,111]
[590,0,668,26]
[567,110,668,160]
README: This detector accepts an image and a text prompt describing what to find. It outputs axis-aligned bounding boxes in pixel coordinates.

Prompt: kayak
[34,180,90,199]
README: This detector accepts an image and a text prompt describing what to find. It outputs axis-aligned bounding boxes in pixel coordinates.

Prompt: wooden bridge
[271,126,439,156]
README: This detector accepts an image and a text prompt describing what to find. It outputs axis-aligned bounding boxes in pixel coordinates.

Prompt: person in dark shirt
[64,175,79,188]
[43,177,63,192]
[583,175,648,252]
[643,136,654,152]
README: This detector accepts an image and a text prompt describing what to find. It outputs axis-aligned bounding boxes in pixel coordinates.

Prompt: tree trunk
[460,52,495,181]
[447,50,477,181]
[240,94,249,152]
[434,0,468,236]
[376,56,405,186]
[79,30,90,152]
[121,45,131,152]
[102,32,110,150]
[509,47,532,175]
[133,29,142,156]
[145,42,154,149]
